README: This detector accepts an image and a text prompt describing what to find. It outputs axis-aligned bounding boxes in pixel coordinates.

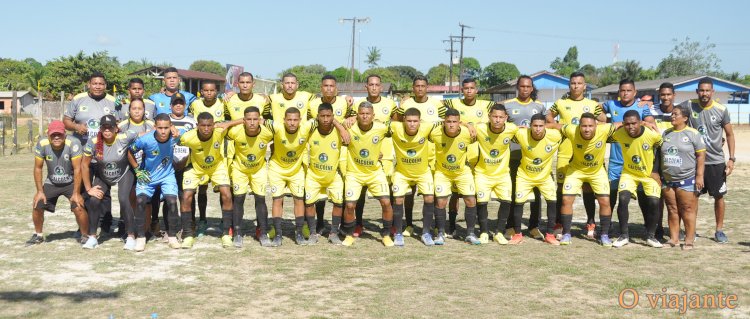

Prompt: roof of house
[0,91,32,98]
[592,75,750,94]
[485,70,595,93]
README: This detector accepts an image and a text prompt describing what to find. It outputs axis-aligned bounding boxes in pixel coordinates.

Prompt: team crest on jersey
[532,158,542,165]
[682,136,690,143]
[490,149,499,158]
[247,154,256,162]
[512,109,520,115]
[516,192,522,199]
[382,107,390,115]
[205,156,214,164]
[305,193,311,200]
[87,118,100,129]
[447,154,456,163]
[532,109,539,114]
[299,138,305,145]
[319,153,328,163]
[571,117,580,125]
[117,147,125,155]
[335,109,343,116]
[458,142,466,150]
[183,179,191,186]
[545,145,553,153]
[710,115,717,122]
[595,141,603,148]
[584,153,594,161]
[697,126,706,135]
[296,101,304,109]
[692,111,699,118]
[620,183,627,189]
[427,107,435,115]
[233,184,240,191]
[346,189,354,197]
[63,154,70,161]
[667,146,678,156]
[476,110,483,118]
[359,149,369,158]
[259,142,266,149]
[477,191,485,199]
[214,110,222,117]
[286,151,296,158]
[407,149,417,157]
[270,186,278,194]
[151,149,159,156]
[185,123,194,130]
[418,137,426,144]
[392,185,400,193]
[72,144,80,152]
[331,141,337,149]
[45,155,53,161]
[80,105,88,112]
[372,136,380,144]
[214,142,220,149]
[503,137,510,145]
[631,155,641,164]
[642,144,650,151]
[353,136,359,141]
[583,106,590,113]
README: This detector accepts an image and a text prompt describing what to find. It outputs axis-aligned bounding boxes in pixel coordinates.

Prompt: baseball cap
[47,120,66,135]
[100,114,118,128]
[171,92,186,105]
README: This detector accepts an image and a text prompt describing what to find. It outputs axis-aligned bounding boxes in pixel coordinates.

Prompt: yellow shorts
[183,163,231,191]
[515,176,556,203]
[391,170,434,197]
[563,168,610,196]
[617,174,661,198]
[230,164,268,196]
[555,156,571,184]
[268,167,305,198]
[434,169,475,197]
[344,171,390,202]
[466,141,480,168]
[475,171,512,203]
[305,172,344,205]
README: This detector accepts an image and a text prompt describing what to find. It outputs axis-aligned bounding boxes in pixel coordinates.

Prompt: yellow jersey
[266,119,316,174]
[359,96,398,122]
[308,96,351,122]
[561,124,615,175]
[179,127,229,171]
[226,125,274,173]
[388,121,440,177]
[190,99,226,122]
[225,94,269,121]
[267,91,315,121]
[513,128,563,183]
[307,127,344,182]
[430,126,474,176]
[346,122,388,175]
[475,122,519,176]
[610,126,663,178]
[444,98,494,124]
[398,97,446,122]
[548,97,603,160]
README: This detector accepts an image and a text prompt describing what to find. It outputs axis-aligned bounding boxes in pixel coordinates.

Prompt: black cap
[171,92,186,105]
[100,114,118,127]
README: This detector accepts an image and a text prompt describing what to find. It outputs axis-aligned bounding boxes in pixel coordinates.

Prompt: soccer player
[609,110,663,248]
[150,67,196,116]
[430,108,477,245]
[178,112,239,249]
[546,72,605,239]
[115,78,156,121]
[650,82,677,240]
[395,75,447,237]
[342,101,394,246]
[683,78,735,243]
[27,120,91,248]
[118,98,155,135]
[305,103,347,245]
[224,72,270,121]
[474,104,518,245]
[548,113,615,246]
[510,114,563,245]
[350,75,397,238]
[503,75,546,240]
[81,115,140,249]
[129,114,183,250]
[388,108,441,246]
[267,73,315,121]
[228,106,274,247]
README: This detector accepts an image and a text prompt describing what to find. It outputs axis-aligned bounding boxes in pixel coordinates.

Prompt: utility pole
[340,17,370,95]
[457,23,475,83]
[443,36,459,93]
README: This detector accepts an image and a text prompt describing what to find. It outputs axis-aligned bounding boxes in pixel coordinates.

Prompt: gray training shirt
[117,99,156,122]
[63,93,117,145]
[660,127,706,182]
[683,100,730,165]
[504,98,546,161]
[83,130,139,185]
[34,137,83,186]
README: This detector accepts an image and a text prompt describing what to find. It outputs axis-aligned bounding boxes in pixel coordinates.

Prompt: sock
[422,202,434,235]
[512,203,523,233]
[295,216,305,234]
[382,219,393,237]
[165,197,179,237]
[331,215,342,235]
[135,195,148,238]
[435,207,447,234]
[343,221,356,236]
[233,195,245,232]
[583,192,596,224]
[273,217,283,237]
[448,210,458,231]
[545,201,557,233]
[254,195,268,234]
[393,203,404,234]
[645,197,659,238]
[555,187,563,224]
[561,214,573,235]
[355,189,366,226]
[316,201,326,230]
[306,215,317,235]
[221,210,233,236]
[497,202,511,233]
[181,211,194,238]
[477,203,489,234]
[198,192,207,221]
[405,193,414,226]
[600,215,612,236]
[465,205,477,236]
[617,191,631,237]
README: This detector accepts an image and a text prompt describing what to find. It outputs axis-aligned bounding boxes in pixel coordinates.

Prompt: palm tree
[366,47,381,68]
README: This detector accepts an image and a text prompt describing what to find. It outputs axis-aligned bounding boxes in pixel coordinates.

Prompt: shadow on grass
[0,290,119,303]
[44,230,78,243]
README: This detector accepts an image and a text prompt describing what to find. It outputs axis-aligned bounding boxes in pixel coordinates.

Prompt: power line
[456,23,475,83]
[443,36,459,92]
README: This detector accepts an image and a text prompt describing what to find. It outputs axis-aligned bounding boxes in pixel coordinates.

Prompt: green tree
[328,66,361,83]
[483,62,520,88]
[550,46,580,77]
[656,37,721,77]
[457,57,481,80]
[366,47,381,68]
[385,65,423,89]
[427,64,452,85]
[189,60,226,77]
[41,51,126,99]
[362,67,400,89]
[279,64,327,93]
[0,58,32,91]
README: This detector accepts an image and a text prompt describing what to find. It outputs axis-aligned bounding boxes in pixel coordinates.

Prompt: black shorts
[701,163,727,197]
[35,183,77,212]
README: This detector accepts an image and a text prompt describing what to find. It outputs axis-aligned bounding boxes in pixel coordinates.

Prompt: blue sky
[3,0,749,80]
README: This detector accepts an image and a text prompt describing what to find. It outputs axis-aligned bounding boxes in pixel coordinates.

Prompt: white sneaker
[646,238,663,248]
[123,237,136,250]
[612,236,629,248]
[82,236,98,249]
[134,238,146,252]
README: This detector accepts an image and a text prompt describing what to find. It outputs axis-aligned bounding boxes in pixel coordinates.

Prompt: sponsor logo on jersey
[407,149,417,157]
[319,153,328,163]
[631,155,641,164]
[205,156,214,164]
[359,149,369,158]
[584,153,594,161]
[447,154,456,163]
[490,149,499,158]
[532,158,542,165]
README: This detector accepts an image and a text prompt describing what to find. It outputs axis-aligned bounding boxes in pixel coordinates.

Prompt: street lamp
[340,17,370,95]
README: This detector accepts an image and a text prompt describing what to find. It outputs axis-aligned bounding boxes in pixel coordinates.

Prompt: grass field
[0,130,749,318]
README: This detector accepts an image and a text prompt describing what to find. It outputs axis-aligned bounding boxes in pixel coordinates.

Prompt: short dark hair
[580,112,597,122]
[197,112,214,122]
[318,103,333,113]
[89,71,106,82]
[530,113,546,124]
[445,108,460,118]
[284,107,301,117]
[698,77,714,87]
[623,109,641,121]
[244,106,260,115]
[366,74,381,82]
[673,103,692,118]
[413,75,428,85]
[659,82,674,92]
[128,78,144,88]
[404,108,421,118]
[154,113,171,123]
[569,72,585,80]
[282,73,297,81]
[238,72,254,81]
[129,97,144,109]
[201,80,217,89]
[321,74,337,82]
[490,103,507,114]
[164,67,179,75]
[462,78,476,85]
[619,79,635,87]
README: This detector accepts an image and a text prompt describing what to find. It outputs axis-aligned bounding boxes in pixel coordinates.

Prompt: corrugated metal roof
[0,91,31,98]
[591,75,750,94]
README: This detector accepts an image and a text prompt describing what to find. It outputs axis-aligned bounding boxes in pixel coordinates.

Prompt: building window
[0,101,5,110]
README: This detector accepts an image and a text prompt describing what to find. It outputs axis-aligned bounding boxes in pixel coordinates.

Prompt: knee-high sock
[465,205,477,236]
[496,202,511,233]
[164,196,179,237]
[222,210,233,236]
[273,217,283,237]
[645,197,659,238]
[135,195,148,238]
[555,187,563,224]
[600,215,612,236]
[529,188,541,229]
[617,191,632,237]
[254,195,268,234]
[405,192,415,226]
[393,203,404,234]
[233,195,245,233]
[422,202,435,235]
[85,196,102,235]
[561,214,573,235]
[331,215,342,235]
[306,214,317,236]
[477,203,489,234]
[512,203,523,233]
[435,207,447,233]
[181,210,194,237]
[546,200,557,232]
[295,216,305,234]
[355,188,366,226]
[198,191,207,221]
[583,192,596,224]
[316,200,326,230]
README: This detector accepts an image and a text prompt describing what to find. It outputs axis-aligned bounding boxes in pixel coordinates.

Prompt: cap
[100,114,118,127]
[47,120,66,135]
[171,92,186,105]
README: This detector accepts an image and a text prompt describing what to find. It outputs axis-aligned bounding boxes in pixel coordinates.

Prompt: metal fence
[1,99,65,156]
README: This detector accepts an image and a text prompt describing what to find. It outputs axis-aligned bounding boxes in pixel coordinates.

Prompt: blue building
[485,70,596,108]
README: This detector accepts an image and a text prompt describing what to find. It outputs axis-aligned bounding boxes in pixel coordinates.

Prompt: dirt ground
[0,127,748,318]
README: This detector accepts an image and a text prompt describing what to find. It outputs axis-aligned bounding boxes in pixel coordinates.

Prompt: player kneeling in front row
[28,120,92,248]
[609,110,664,248]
